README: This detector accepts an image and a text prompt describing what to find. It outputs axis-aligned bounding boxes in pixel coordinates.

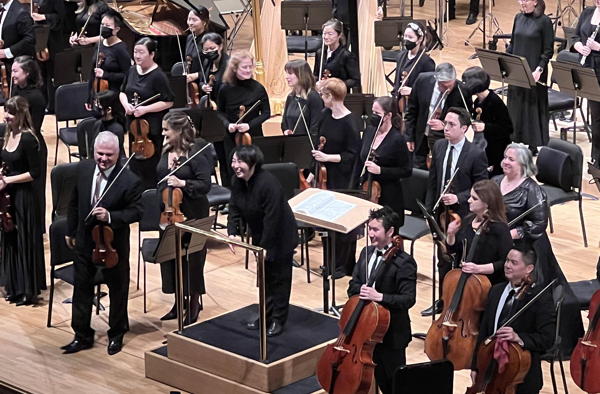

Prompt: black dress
[506,12,554,149]
[391,49,435,98]
[0,132,45,299]
[227,167,298,324]
[121,65,175,190]
[281,90,323,136]
[358,126,411,225]
[314,45,361,92]
[87,41,131,104]
[447,216,512,285]
[473,90,513,176]
[157,140,213,294]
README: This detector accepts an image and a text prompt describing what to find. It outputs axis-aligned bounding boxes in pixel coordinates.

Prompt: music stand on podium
[551,60,600,144]
[280,0,331,61]
[289,189,381,315]
[154,217,215,331]
[476,48,537,99]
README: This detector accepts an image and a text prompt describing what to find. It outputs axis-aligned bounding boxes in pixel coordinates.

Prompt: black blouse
[1,132,41,181]
[156,140,213,217]
[317,108,359,189]
[87,41,131,103]
[217,78,270,137]
[281,90,323,136]
[448,216,513,285]
[573,7,600,74]
[507,12,554,82]
[12,85,46,137]
[314,45,361,92]
[492,175,548,240]
[121,65,175,136]
[392,49,435,97]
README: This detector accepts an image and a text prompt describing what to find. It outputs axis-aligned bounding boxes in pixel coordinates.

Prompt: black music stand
[282,135,313,169]
[252,136,285,163]
[551,60,600,144]
[393,360,454,394]
[344,93,375,133]
[280,0,331,61]
[374,17,426,50]
[53,49,81,86]
[476,48,536,97]
[199,110,226,143]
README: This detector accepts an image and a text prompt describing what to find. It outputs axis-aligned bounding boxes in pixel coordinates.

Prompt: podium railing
[173,223,268,361]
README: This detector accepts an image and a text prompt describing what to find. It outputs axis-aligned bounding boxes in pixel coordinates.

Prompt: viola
[316,236,403,393]
[425,219,492,370]
[204,74,217,110]
[91,224,118,268]
[234,105,253,146]
[160,186,186,228]
[570,289,600,393]
[0,164,14,232]
[315,136,328,190]
[360,151,382,204]
[94,52,109,94]
[397,71,408,115]
[129,92,155,159]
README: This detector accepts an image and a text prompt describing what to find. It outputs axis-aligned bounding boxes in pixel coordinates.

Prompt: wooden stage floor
[0,1,598,392]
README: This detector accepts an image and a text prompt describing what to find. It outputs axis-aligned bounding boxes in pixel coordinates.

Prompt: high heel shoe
[184,296,202,325]
[160,304,178,321]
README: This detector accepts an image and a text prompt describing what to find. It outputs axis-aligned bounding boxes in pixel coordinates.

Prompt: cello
[316,236,403,394]
[570,289,600,393]
[424,219,492,370]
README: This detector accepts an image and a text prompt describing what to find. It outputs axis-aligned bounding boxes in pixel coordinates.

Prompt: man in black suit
[404,63,472,169]
[63,131,142,355]
[422,106,488,316]
[0,0,35,72]
[348,207,417,394]
[470,244,555,394]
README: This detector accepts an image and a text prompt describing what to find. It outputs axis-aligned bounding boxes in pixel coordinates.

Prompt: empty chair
[54,82,91,164]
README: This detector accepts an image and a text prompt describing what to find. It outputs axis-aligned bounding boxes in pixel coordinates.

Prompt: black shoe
[246,317,259,330]
[15,295,35,306]
[421,300,443,317]
[107,335,124,355]
[160,304,178,321]
[267,320,284,337]
[184,297,202,325]
[62,338,93,354]
[419,0,425,6]
[466,13,477,25]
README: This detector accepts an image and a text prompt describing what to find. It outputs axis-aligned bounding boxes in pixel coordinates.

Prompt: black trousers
[373,344,407,394]
[72,254,130,340]
[265,251,294,324]
[588,99,600,163]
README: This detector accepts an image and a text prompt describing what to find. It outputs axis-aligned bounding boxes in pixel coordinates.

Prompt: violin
[424,219,492,370]
[204,74,217,110]
[0,40,9,100]
[361,151,382,203]
[234,105,253,146]
[0,164,14,232]
[315,136,328,189]
[94,52,109,94]
[570,289,600,393]
[397,71,408,115]
[91,223,118,268]
[160,187,186,228]
[316,236,403,393]
[185,55,201,107]
[129,92,155,159]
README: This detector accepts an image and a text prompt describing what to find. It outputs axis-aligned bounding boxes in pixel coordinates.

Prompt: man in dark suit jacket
[422,106,488,316]
[0,0,35,71]
[404,63,472,169]
[348,207,417,394]
[471,244,555,394]
[63,131,142,355]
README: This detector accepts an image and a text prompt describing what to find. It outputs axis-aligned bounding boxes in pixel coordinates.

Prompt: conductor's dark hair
[511,241,537,267]
[101,9,124,27]
[231,144,264,171]
[462,66,490,94]
[447,106,471,128]
[369,206,400,235]
[135,37,158,54]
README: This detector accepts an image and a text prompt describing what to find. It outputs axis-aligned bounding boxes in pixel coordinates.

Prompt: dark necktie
[497,289,516,328]
[368,250,384,281]
[443,145,454,191]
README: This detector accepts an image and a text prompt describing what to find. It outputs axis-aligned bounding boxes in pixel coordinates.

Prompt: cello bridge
[442,321,458,328]
[333,346,350,354]
[581,341,597,348]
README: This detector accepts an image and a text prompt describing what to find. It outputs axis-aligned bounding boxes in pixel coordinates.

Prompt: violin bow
[84,154,135,222]
[77,12,93,40]
[456,83,474,123]
[398,47,428,91]
[432,166,460,213]
[507,200,544,228]
[359,115,384,178]
[133,93,161,109]
[318,38,325,81]
[191,31,208,84]
[235,99,261,124]
[157,142,212,185]
[295,100,316,150]
[485,278,558,344]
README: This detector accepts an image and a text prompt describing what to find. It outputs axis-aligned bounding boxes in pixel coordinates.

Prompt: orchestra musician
[506,0,553,155]
[470,243,555,394]
[357,96,411,221]
[119,37,175,190]
[313,18,361,92]
[347,207,417,394]
[573,3,600,169]
[391,22,435,101]
[63,131,142,355]
[281,59,323,136]
[198,32,229,105]
[184,6,217,86]
[69,0,109,47]
[423,107,488,316]
[31,0,66,114]
[0,96,45,306]
[227,144,298,337]
[312,77,359,278]
[85,10,130,110]
[157,112,213,325]
[462,66,513,176]
[0,0,35,82]
[86,90,126,156]
[404,63,472,169]
[446,179,513,285]
[10,56,47,232]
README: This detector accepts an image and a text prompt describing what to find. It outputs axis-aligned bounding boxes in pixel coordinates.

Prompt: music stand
[476,48,536,100]
[168,75,187,109]
[200,110,226,143]
[282,135,313,169]
[374,17,426,50]
[154,217,214,327]
[393,360,454,394]
[344,93,375,133]
[551,60,600,144]
[280,0,331,61]
[253,135,285,163]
